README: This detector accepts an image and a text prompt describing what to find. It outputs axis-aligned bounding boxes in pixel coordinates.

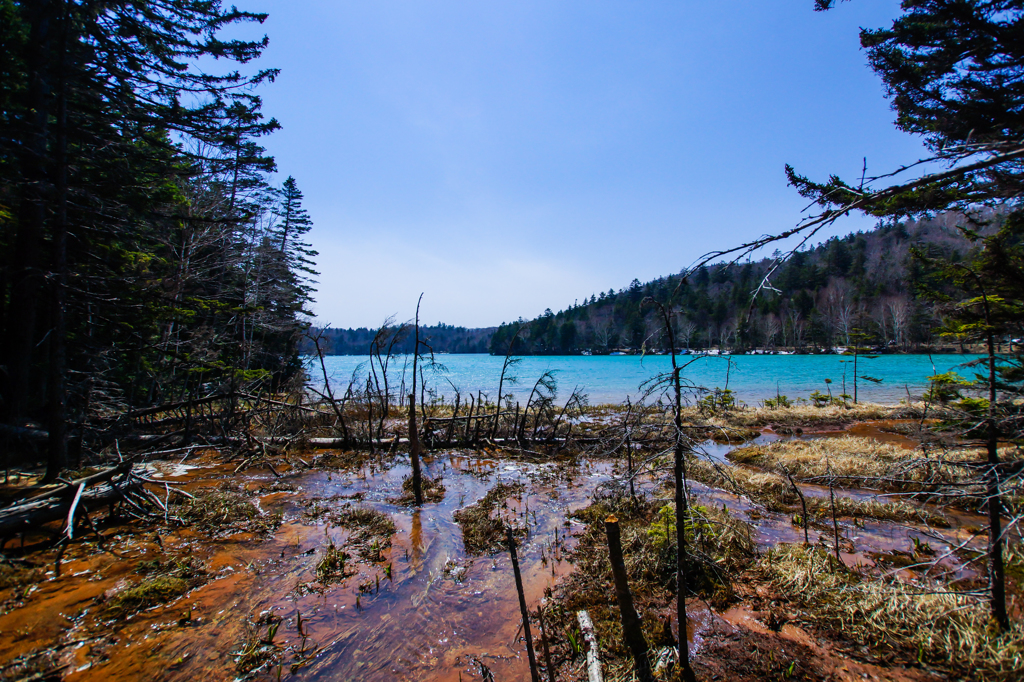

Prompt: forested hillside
[315,323,493,356]
[0,2,315,476]
[489,211,999,355]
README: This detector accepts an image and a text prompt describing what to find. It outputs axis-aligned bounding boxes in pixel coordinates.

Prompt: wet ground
[0,418,997,681]
[1,451,612,681]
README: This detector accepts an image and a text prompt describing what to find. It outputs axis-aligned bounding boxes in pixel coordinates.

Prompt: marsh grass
[547,488,756,668]
[173,488,282,537]
[760,544,1024,680]
[689,402,922,430]
[234,611,284,676]
[687,457,796,511]
[687,455,949,526]
[803,496,948,527]
[315,540,351,584]
[391,474,446,505]
[728,436,1022,502]
[0,559,41,591]
[335,506,395,561]
[453,481,525,554]
[104,557,206,619]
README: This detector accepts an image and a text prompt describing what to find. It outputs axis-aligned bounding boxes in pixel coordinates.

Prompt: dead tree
[507,526,540,682]
[645,297,698,682]
[307,327,350,444]
[408,294,425,506]
[605,515,654,682]
[492,324,526,439]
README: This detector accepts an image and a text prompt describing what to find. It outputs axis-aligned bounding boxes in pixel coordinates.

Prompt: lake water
[310,353,985,406]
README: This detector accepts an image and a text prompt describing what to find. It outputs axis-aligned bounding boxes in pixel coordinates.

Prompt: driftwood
[123,393,231,420]
[0,463,147,538]
[576,610,604,682]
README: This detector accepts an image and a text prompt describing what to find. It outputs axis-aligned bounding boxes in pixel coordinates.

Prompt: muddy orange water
[0,426,997,681]
[1,452,617,681]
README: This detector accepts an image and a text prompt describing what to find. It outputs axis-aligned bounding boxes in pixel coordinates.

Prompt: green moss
[104,557,206,619]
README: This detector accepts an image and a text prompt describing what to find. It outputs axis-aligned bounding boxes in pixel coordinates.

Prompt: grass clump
[335,505,395,561]
[391,474,446,504]
[105,557,206,619]
[0,559,41,591]
[453,481,525,554]
[546,488,756,669]
[759,544,1024,680]
[688,452,950,526]
[688,402,912,430]
[173,488,282,537]
[729,436,1023,504]
[335,506,395,541]
[315,540,351,584]
[234,611,283,677]
[687,457,796,511]
[803,496,948,527]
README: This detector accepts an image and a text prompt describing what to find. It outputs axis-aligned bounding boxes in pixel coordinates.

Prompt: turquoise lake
[311,353,985,406]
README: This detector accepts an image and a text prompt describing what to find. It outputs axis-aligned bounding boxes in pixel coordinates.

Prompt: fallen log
[0,465,142,538]
[0,423,49,443]
[424,412,515,423]
[18,462,132,505]
[577,610,604,682]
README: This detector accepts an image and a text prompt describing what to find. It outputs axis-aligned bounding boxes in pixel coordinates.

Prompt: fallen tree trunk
[0,465,142,538]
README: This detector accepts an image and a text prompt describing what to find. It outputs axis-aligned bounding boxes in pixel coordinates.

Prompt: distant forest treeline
[319,212,993,357]
[314,324,494,356]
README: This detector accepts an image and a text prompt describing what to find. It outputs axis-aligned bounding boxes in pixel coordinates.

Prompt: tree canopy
[0,0,316,477]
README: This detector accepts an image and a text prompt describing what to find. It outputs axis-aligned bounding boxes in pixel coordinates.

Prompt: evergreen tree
[0,1,310,478]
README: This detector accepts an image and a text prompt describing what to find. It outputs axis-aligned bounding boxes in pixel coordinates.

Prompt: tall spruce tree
[0,1,309,479]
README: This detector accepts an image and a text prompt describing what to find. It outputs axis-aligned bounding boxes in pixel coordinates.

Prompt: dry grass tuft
[687,457,795,511]
[688,453,950,525]
[729,436,1022,502]
[173,488,282,537]
[759,544,1024,680]
[687,402,920,430]
[453,481,525,555]
[0,559,41,591]
[390,474,446,504]
[803,496,948,527]
[334,505,395,561]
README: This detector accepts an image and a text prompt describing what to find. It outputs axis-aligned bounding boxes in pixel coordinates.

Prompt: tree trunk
[984,314,1008,630]
[605,515,654,682]
[408,394,423,505]
[507,526,540,682]
[3,0,52,431]
[46,0,70,480]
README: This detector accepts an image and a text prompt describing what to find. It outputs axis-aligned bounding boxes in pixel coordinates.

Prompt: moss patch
[105,557,206,619]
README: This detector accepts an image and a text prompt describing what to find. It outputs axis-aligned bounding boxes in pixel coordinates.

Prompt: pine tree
[0,1,304,478]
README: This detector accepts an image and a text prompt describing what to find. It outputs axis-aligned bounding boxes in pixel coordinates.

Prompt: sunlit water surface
[312,353,984,405]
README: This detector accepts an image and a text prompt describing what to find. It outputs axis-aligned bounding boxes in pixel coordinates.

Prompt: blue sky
[242,1,927,328]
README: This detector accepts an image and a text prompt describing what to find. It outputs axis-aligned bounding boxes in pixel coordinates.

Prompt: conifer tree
[0,1,310,478]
